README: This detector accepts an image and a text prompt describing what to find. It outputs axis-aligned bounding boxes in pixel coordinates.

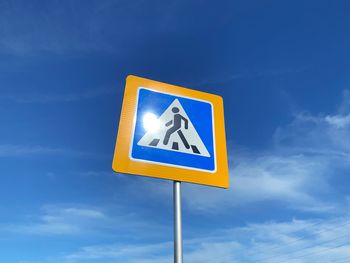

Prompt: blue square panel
[130,88,216,172]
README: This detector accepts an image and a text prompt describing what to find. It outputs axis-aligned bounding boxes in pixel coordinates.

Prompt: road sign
[112,75,229,188]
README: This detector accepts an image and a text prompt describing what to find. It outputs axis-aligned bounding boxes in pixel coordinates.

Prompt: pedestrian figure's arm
[165,120,173,127]
[181,116,188,129]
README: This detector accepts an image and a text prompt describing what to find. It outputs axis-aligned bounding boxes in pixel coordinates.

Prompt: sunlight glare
[142,112,160,133]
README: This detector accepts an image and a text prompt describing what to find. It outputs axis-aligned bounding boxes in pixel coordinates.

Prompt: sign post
[174,181,183,263]
[112,75,229,262]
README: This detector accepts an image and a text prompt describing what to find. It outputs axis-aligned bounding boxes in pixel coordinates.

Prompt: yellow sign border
[112,75,229,188]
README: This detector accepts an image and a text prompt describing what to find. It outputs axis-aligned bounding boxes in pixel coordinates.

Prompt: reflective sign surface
[112,75,229,188]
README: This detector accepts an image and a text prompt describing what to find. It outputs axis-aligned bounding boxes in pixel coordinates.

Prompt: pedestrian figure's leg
[177,130,190,149]
[163,127,178,145]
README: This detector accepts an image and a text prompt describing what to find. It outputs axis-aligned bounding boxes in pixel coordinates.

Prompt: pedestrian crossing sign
[112,75,229,188]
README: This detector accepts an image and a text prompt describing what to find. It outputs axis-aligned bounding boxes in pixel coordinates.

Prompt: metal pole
[174,181,183,263]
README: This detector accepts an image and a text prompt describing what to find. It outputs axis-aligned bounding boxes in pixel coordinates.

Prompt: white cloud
[182,154,334,213]
[0,144,107,159]
[325,114,350,128]
[65,242,172,263]
[62,215,350,263]
[2,204,167,237]
[4,205,106,235]
[274,111,350,155]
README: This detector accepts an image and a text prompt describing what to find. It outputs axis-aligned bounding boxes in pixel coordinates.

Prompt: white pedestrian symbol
[137,99,210,157]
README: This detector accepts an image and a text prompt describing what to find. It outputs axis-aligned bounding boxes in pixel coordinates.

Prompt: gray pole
[174,181,183,263]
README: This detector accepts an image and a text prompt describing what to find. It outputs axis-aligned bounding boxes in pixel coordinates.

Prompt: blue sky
[1,0,350,262]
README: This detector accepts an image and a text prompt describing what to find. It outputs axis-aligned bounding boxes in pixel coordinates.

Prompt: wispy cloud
[188,66,310,87]
[65,242,172,263]
[75,170,116,177]
[62,215,350,263]
[3,205,106,236]
[0,1,176,55]
[0,1,114,55]
[183,90,350,213]
[130,90,350,214]
[0,87,116,103]
[14,212,350,263]
[0,144,107,159]
[2,204,167,237]
[182,153,335,213]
